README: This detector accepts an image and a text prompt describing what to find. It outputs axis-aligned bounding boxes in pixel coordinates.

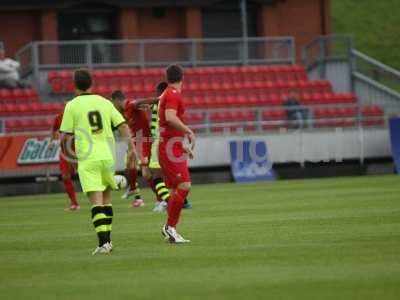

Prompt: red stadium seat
[0,89,12,102]
[362,105,384,126]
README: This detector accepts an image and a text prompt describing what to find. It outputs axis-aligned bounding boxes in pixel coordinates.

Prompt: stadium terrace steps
[0,65,386,133]
[47,65,308,94]
[0,102,64,117]
[5,118,54,133]
[0,88,39,104]
[0,89,63,133]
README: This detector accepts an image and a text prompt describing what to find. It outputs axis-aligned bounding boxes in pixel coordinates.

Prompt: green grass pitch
[1,175,400,300]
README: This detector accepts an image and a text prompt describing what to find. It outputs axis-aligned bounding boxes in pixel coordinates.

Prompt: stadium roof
[0,0,281,9]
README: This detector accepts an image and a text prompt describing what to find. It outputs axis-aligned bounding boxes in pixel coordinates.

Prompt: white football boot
[153,201,168,213]
[92,242,112,255]
[121,187,135,200]
[162,225,190,244]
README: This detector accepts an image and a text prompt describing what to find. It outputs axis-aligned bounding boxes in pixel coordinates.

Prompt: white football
[114,175,128,190]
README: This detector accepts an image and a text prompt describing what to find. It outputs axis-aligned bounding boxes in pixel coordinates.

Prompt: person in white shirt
[0,43,22,89]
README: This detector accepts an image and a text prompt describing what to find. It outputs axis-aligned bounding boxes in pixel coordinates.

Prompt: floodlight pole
[240,0,249,65]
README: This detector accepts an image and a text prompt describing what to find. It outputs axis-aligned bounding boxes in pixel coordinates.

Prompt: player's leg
[122,149,138,199]
[139,139,155,194]
[100,159,119,249]
[162,179,191,243]
[78,160,111,254]
[159,150,191,243]
[102,187,113,249]
[131,139,152,208]
[166,180,191,229]
[123,149,144,206]
[150,168,170,212]
[59,157,79,211]
[141,164,157,195]
[148,139,171,211]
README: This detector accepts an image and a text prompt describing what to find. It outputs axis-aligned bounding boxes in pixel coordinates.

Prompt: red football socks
[63,179,78,206]
[128,168,137,190]
[167,188,189,228]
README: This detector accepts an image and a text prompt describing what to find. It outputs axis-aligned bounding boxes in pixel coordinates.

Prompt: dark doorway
[58,4,117,64]
[202,0,258,62]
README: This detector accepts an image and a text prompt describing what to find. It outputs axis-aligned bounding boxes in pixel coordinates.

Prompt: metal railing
[352,50,400,95]
[303,34,353,79]
[15,37,295,74]
[303,35,400,114]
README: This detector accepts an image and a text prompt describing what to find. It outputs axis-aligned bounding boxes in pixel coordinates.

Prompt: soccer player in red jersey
[159,64,195,243]
[110,90,148,207]
[111,90,170,208]
[51,112,80,211]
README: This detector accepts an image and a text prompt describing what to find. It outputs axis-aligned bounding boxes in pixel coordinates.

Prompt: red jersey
[124,99,151,137]
[53,112,63,132]
[159,86,185,140]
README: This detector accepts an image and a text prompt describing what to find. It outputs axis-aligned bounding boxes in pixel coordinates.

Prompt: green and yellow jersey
[60,93,125,163]
[150,103,159,139]
[149,103,161,169]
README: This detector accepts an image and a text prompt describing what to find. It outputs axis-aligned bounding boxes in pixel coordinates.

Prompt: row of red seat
[0,103,63,117]
[48,65,306,81]
[184,93,356,108]
[51,78,330,95]
[5,118,53,132]
[314,106,383,118]
[48,65,308,94]
[184,105,383,124]
[0,89,39,103]
[0,93,356,118]
[0,93,362,118]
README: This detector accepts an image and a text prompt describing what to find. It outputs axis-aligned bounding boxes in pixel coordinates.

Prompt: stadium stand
[0,88,63,133]
[0,64,384,134]
[46,64,384,132]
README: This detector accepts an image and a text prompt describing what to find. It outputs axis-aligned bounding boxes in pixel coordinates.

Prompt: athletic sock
[167,188,188,228]
[134,185,142,200]
[154,177,170,202]
[127,168,137,191]
[63,178,78,206]
[103,204,113,243]
[91,205,110,246]
[146,178,159,200]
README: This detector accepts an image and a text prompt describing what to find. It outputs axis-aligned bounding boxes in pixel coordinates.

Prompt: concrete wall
[308,60,352,93]
[113,128,391,172]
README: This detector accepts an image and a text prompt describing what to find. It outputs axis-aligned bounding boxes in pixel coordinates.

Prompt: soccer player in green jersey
[60,69,134,255]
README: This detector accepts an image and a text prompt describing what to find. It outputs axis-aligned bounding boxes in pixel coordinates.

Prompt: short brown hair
[166,64,183,84]
[156,81,168,96]
[74,69,92,91]
[111,90,125,101]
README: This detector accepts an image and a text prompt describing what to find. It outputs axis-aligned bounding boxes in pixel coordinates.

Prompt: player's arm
[51,129,60,141]
[165,109,196,150]
[118,123,134,150]
[110,102,135,154]
[59,103,77,160]
[50,116,60,140]
[60,133,77,161]
[48,124,59,152]
[132,97,159,109]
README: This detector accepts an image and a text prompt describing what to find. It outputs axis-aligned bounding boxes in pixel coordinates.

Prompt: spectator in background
[0,42,26,89]
[284,91,308,129]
